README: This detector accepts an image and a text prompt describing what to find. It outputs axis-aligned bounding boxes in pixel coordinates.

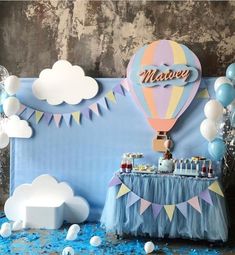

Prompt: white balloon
[12,220,23,231]
[0,222,12,238]
[62,247,74,255]
[214,76,233,92]
[4,75,20,96]
[0,132,9,149]
[3,97,20,117]
[200,119,218,142]
[144,241,155,254]
[204,100,224,121]
[66,224,80,241]
[90,236,102,247]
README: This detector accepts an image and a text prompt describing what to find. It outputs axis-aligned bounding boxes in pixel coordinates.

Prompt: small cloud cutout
[4,174,89,224]
[5,115,32,138]
[32,60,99,105]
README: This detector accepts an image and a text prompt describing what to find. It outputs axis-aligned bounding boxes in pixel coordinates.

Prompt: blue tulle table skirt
[100,173,228,242]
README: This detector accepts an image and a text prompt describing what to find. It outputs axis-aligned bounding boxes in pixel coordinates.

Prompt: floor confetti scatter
[0,217,234,255]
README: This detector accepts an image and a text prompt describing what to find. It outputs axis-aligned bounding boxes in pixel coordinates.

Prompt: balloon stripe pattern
[127,40,202,132]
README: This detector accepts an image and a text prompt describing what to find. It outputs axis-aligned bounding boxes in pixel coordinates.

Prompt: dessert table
[100,173,228,242]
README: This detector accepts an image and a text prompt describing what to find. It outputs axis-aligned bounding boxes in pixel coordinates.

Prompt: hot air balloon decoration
[126,40,202,152]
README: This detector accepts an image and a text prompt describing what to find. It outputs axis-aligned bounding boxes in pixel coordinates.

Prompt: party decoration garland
[18,83,128,127]
[109,175,224,222]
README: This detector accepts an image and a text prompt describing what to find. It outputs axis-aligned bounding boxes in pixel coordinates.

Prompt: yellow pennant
[116,184,130,199]
[72,112,80,124]
[106,91,116,104]
[208,181,224,197]
[35,111,44,124]
[164,205,175,221]
[196,88,210,99]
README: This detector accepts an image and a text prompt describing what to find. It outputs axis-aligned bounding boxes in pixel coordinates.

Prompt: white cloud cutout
[3,115,32,138]
[4,174,89,224]
[32,60,99,105]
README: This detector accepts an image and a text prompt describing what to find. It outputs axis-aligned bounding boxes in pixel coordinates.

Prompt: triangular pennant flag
[152,204,163,220]
[188,196,201,213]
[113,84,124,96]
[176,202,187,218]
[43,112,53,125]
[199,189,213,205]
[127,192,140,208]
[81,108,91,120]
[164,205,175,221]
[116,184,130,199]
[72,112,80,125]
[98,97,108,110]
[17,104,26,115]
[53,114,62,127]
[106,91,116,104]
[35,111,44,124]
[140,199,151,215]
[63,113,71,127]
[196,88,210,99]
[120,78,130,92]
[89,103,99,116]
[24,107,35,120]
[108,176,122,187]
[208,181,224,197]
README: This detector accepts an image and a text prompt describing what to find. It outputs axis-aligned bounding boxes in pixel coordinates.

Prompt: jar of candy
[126,158,133,173]
[120,158,127,173]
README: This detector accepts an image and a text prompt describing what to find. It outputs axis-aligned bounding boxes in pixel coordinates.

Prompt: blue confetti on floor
[0,217,234,254]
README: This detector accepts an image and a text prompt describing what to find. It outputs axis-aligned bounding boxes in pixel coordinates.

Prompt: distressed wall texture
[0,1,234,204]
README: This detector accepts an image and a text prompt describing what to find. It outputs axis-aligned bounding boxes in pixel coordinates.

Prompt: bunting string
[109,175,224,222]
[17,82,128,127]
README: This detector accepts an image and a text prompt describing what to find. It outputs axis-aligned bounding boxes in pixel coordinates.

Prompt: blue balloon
[0,91,8,113]
[226,63,235,81]
[208,138,226,161]
[216,83,235,107]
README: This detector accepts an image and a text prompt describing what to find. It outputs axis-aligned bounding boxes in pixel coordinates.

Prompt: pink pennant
[53,114,62,127]
[188,196,201,213]
[140,199,151,215]
[108,176,122,187]
[127,192,140,208]
[120,78,130,92]
[17,104,26,115]
[89,103,99,116]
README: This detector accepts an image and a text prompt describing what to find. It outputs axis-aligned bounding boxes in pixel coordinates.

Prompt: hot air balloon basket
[152,132,168,152]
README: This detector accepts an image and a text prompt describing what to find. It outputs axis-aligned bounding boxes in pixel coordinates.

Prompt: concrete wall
[0,0,234,204]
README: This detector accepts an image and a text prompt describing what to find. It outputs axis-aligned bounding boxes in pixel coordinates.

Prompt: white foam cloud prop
[5,115,32,138]
[4,174,89,225]
[32,60,99,105]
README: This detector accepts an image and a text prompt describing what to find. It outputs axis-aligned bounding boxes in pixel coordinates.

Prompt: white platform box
[24,202,64,229]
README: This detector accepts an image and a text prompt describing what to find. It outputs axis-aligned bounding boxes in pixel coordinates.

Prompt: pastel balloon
[4,75,20,96]
[0,91,8,113]
[226,63,235,81]
[208,138,226,161]
[127,40,201,132]
[144,241,155,254]
[62,247,74,255]
[227,99,235,112]
[214,76,233,92]
[0,132,9,149]
[0,222,12,238]
[3,96,20,117]
[204,100,224,121]
[66,224,80,241]
[216,83,235,107]
[164,139,173,149]
[230,109,235,128]
[12,220,23,231]
[90,236,102,247]
[200,119,217,142]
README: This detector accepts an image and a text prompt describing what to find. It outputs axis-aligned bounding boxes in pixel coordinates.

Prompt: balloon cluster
[200,63,235,160]
[0,66,21,149]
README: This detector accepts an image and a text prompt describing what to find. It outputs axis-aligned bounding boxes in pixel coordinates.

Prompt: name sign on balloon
[139,64,199,87]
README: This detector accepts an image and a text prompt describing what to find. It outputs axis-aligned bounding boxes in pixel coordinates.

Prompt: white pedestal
[24,202,64,229]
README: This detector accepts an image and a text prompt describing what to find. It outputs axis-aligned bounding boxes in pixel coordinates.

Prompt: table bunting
[17,82,128,127]
[108,175,224,222]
